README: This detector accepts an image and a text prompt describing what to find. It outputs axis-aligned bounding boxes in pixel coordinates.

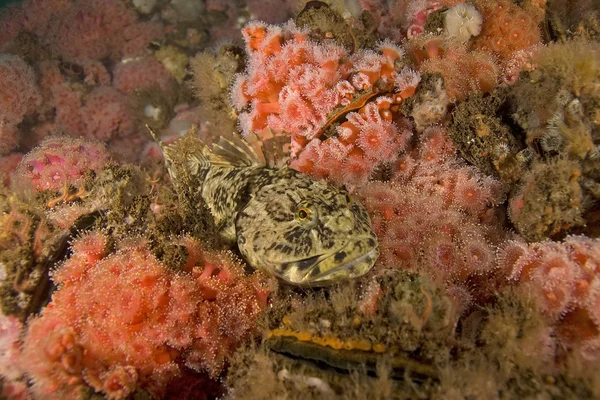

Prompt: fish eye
[345,194,352,205]
[296,207,311,222]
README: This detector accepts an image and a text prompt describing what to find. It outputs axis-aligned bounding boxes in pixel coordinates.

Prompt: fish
[151,126,379,286]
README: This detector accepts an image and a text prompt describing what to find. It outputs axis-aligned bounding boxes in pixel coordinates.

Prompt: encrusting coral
[0,0,599,398]
[21,233,270,399]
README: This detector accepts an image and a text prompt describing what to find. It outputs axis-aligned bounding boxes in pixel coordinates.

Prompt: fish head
[235,174,379,286]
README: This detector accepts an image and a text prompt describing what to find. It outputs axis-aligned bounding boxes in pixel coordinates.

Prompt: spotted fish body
[159,130,379,286]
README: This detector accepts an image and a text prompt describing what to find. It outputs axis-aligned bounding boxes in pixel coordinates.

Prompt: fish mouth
[276,236,379,286]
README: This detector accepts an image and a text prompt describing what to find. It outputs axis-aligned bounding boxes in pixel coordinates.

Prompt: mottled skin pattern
[163,132,379,286]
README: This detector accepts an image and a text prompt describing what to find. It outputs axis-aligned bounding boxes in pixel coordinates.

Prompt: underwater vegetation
[0,0,599,399]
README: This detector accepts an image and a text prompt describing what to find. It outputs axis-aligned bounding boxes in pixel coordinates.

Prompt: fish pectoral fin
[218,221,237,244]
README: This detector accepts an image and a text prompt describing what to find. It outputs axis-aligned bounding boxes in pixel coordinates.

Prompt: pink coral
[0,124,21,156]
[113,57,175,95]
[20,233,270,398]
[0,5,26,50]
[121,21,165,59]
[1,0,164,63]
[498,235,600,359]
[18,136,110,192]
[49,83,138,144]
[356,126,506,288]
[236,22,420,187]
[0,55,42,154]
[81,87,137,141]
[413,41,499,101]
[0,54,41,124]
[472,0,543,62]
[51,83,84,137]
[0,152,23,187]
[405,1,442,39]
[234,22,403,142]
[81,60,112,86]
[291,103,413,187]
[0,315,28,400]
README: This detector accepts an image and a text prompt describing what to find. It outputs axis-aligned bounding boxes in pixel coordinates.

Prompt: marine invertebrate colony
[232,21,416,186]
[0,54,41,154]
[444,3,483,43]
[357,126,506,291]
[21,233,269,399]
[498,235,600,359]
[0,0,600,398]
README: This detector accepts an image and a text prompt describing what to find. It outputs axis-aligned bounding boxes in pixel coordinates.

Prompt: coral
[477,286,556,375]
[443,3,483,43]
[18,136,109,193]
[433,285,592,400]
[0,315,28,400]
[0,0,164,64]
[357,0,408,42]
[510,40,600,151]
[0,54,41,154]
[133,0,157,15]
[80,87,137,142]
[20,233,270,398]
[258,269,456,389]
[0,124,21,157]
[506,41,600,240]
[189,45,243,143]
[0,54,41,125]
[113,57,175,95]
[291,102,413,187]
[121,20,164,59]
[0,192,55,319]
[81,59,112,86]
[402,73,451,132]
[405,1,443,39]
[418,46,499,102]
[233,21,404,142]
[501,45,540,84]
[545,0,600,41]
[0,153,23,187]
[447,90,523,182]
[234,21,420,186]
[1,3,599,399]
[49,1,144,60]
[295,1,362,50]
[498,235,600,359]
[50,83,85,137]
[0,5,26,51]
[472,0,543,62]
[247,0,295,24]
[508,159,585,242]
[227,341,411,400]
[357,126,507,291]
[154,45,189,84]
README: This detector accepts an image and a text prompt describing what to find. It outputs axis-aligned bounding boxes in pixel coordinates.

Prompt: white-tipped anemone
[444,3,483,43]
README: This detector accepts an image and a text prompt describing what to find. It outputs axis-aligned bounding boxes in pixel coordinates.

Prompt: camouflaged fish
[152,127,379,286]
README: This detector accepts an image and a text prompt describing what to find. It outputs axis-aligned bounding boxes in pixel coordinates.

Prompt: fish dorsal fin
[210,133,267,168]
[147,124,211,182]
[261,129,291,168]
[221,129,290,169]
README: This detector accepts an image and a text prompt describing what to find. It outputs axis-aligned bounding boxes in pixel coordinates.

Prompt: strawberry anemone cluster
[498,236,600,360]
[357,126,507,290]
[232,21,419,186]
[20,233,270,399]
